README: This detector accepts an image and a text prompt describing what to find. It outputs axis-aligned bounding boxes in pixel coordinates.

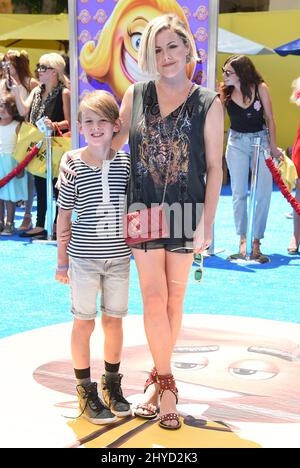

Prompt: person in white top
[0,49,39,232]
[0,94,27,235]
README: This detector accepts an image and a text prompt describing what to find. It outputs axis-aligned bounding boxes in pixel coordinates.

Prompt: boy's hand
[55,268,69,284]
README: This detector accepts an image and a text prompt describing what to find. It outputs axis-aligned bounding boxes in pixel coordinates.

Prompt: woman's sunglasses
[170,247,204,283]
[193,253,203,283]
[222,67,236,77]
[36,64,54,73]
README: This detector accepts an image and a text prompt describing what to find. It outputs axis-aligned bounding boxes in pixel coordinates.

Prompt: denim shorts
[68,256,130,320]
[131,240,194,253]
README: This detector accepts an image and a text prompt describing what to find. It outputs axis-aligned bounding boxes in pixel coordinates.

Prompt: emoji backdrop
[72,0,212,145]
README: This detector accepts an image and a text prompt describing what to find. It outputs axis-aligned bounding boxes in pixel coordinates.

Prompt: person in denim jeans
[220,55,282,258]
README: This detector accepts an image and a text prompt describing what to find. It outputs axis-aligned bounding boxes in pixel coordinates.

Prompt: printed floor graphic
[1,314,300,448]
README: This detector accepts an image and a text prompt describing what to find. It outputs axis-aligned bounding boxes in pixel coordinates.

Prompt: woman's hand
[271,147,284,161]
[193,222,213,254]
[56,150,79,189]
[55,268,69,284]
[44,117,54,131]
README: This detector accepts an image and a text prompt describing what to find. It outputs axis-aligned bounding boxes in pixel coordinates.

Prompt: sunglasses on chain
[222,67,236,77]
[35,64,54,73]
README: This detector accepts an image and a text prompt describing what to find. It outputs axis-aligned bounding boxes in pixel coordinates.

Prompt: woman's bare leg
[165,250,193,346]
[133,248,193,427]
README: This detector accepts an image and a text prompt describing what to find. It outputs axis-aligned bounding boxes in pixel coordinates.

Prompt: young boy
[55,91,131,425]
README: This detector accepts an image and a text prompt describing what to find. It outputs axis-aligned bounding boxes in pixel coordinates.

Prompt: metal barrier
[32,121,56,245]
[45,127,54,241]
[245,137,261,259]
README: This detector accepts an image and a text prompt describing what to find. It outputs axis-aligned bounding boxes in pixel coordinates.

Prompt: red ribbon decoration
[0,141,43,189]
[265,156,300,216]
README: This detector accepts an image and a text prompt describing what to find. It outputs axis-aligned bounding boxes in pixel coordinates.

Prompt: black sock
[104,361,120,377]
[74,367,91,387]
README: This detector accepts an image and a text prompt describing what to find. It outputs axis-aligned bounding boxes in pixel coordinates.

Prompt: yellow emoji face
[80,0,195,100]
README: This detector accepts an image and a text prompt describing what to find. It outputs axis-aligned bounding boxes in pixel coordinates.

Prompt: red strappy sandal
[134,367,159,420]
[158,374,181,430]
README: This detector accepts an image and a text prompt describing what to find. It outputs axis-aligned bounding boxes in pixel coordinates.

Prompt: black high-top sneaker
[76,382,117,425]
[101,374,132,417]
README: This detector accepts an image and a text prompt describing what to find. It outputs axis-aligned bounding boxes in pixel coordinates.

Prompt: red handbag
[124,204,169,245]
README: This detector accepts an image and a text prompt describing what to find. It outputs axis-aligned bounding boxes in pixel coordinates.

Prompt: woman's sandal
[18,214,33,232]
[158,374,181,430]
[134,367,159,420]
[287,243,299,255]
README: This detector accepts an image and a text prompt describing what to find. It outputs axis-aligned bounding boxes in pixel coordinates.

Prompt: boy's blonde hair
[39,52,66,84]
[78,90,119,123]
[138,14,198,76]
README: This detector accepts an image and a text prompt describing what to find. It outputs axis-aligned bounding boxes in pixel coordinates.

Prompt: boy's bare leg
[71,318,95,369]
[101,315,123,364]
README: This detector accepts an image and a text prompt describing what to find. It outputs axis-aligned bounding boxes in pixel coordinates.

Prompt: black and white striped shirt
[57,151,131,259]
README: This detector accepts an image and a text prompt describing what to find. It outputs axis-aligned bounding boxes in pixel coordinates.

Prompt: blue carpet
[1,184,299,338]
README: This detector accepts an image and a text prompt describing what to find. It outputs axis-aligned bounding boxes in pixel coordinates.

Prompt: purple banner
[75,0,210,104]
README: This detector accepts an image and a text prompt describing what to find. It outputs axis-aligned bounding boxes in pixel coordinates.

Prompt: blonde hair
[290,77,300,103]
[78,90,119,123]
[138,14,198,76]
[39,53,66,84]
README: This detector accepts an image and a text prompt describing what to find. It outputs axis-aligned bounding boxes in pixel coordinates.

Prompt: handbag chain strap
[160,82,195,205]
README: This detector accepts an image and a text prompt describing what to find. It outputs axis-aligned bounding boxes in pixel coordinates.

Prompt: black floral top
[128,81,217,241]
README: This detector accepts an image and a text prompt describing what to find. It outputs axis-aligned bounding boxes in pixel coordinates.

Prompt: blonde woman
[11,53,71,239]
[113,14,223,430]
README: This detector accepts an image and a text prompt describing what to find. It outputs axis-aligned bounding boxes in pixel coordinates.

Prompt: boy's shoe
[101,374,132,417]
[76,382,117,425]
[1,222,15,236]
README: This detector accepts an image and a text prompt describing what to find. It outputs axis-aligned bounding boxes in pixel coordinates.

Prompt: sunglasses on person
[222,67,236,77]
[36,64,54,73]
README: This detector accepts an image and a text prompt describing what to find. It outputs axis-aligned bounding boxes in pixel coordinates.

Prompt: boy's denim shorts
[68,256,130,320]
